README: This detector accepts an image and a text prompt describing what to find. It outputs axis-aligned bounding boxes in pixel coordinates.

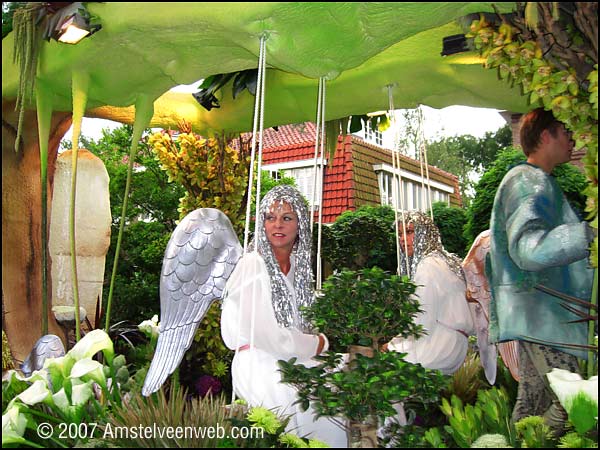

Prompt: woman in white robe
[221,185,346,447]
[387,211,474,375]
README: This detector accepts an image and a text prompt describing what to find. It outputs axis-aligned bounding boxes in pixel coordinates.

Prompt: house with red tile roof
[260,122,462,224]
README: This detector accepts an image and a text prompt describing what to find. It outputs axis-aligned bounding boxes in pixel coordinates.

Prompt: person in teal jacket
[488,107,594,434]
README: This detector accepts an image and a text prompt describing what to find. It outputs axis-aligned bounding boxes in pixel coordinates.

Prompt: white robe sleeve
[221,251,322,362]
[388,255,473,374]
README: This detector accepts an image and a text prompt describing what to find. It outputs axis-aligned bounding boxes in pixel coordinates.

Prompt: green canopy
[2,2,528,134]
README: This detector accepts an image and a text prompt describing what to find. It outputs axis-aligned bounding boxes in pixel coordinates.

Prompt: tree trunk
[346,344,378,447]
[2,100,72,363]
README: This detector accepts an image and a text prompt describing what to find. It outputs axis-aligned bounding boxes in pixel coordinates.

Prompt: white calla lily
[15,379,52,406]
[138,314,160,339]
[71,379,95,406]
[68,329,114,364]
[52,387,70,413]
[547,368,598,413]
[2,405,27,438]
[70,358,107,388]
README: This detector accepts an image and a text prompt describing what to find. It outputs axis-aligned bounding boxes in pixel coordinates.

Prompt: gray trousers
[512,341,579,435]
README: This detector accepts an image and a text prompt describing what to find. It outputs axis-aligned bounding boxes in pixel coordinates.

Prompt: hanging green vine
[466,4,598,267]
[11,3,44,152]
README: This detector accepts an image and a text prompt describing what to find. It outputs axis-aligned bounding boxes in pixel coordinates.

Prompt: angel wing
[21,334,66,377]
[142,208,242,396]
[463,230,519,384]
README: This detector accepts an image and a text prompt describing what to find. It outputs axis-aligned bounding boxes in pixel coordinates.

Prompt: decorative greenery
[11,2,43,152]
[193,69,258,111]
[302,267,423,352]
[1,330,133,447]
[95,386,229,448]
[466,3,598,267]
[279,267,447,446]
[442,349,486,406]
[149,128,252,232]
[280,350,446,423]
[2,330,15,371]
[428,387,516,448]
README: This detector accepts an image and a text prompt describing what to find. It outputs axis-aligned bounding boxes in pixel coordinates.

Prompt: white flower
[68,329,114,364]
[138,314,160,339]
[14,379,52,406]
[547,368,598,413]
[70,358,107,388]
[2,405,27,444]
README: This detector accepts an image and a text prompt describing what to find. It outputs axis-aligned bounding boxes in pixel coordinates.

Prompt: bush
[430,202,468,257]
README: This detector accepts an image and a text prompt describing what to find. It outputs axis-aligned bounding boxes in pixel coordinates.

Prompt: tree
[426,124,512,206]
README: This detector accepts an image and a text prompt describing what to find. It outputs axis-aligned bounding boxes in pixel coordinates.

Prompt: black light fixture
[47,2,101,44]
[441,34,468,56]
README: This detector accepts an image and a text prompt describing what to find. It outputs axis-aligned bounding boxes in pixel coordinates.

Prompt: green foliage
[464,147,588,248]
[558,431,598,448]
[442,350,486,406]
[2,2,26,39]
[565,391,599,436]
[303,267,423,351]
[515,415,554,448]
[323,205,397,272]
[420,124,512,206]
[279,351,447,423]
[181,302,232,383]
[2,330,136,448]
[435,387,516,448]
[430,202,468,257]
[149,130,251,228]
[97,385,232,448]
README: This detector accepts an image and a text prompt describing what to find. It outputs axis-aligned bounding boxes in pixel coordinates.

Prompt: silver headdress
[398,211,464,280]
[254,185,314,332]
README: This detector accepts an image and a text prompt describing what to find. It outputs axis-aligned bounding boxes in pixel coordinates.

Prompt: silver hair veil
[253,185,314,332]
[398,211,464,280]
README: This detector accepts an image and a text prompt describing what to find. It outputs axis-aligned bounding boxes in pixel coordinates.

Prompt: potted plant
[279,267,447,447]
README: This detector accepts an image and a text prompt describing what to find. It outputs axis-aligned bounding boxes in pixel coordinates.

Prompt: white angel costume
[388,211,474,375]
[221,185,347,447]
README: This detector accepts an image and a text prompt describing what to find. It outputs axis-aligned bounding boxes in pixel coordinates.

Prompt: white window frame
[262,158,327,210]
[374,163,453,211]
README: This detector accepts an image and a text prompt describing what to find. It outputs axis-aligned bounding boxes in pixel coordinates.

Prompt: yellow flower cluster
[149,131,251,233]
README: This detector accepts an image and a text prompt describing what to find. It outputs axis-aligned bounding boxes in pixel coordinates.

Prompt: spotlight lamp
[46,2,101,45]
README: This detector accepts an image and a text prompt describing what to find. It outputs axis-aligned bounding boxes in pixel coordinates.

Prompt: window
[374,164,453,212]
[263,158,326,210]
[365,121,383,146]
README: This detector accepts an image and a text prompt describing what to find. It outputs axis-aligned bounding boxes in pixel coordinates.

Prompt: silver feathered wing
[21,334,66,377]
[463,229,519,385]
[142,208,242,396]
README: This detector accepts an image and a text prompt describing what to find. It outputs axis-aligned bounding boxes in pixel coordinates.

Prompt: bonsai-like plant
[279,267,447,447]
